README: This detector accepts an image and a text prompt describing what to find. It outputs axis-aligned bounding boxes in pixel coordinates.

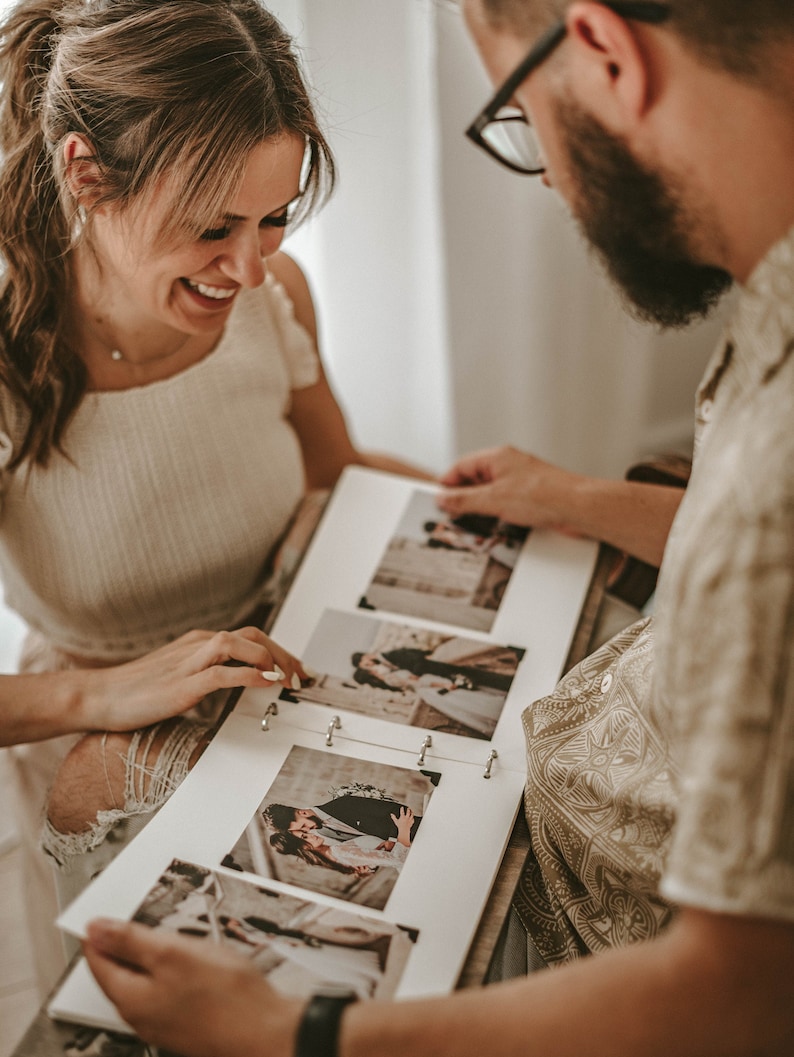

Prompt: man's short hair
[480,0,794,84]
[262,803,299,831]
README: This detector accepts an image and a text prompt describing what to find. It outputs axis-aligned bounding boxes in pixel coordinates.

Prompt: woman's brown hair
[0,0,335,469]
[269,830,358,876]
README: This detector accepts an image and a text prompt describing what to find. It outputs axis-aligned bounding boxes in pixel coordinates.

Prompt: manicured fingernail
[262,670,281,682]
[291,673,302,690]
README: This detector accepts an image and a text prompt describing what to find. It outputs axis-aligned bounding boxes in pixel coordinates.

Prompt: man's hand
[83,919,302,1057]
[391,806,415,847]
[438,445,580,533]
[439,444,684,567]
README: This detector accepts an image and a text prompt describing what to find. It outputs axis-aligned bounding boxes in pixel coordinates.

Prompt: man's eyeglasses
[465,1,671,175]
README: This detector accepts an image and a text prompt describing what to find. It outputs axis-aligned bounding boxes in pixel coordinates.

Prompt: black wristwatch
[295,989,358,1057]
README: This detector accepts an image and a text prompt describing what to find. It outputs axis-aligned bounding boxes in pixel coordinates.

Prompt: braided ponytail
[0,0,84,468]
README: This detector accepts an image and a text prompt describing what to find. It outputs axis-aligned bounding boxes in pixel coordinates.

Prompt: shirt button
[600,673,613,693]
[700,399,713,421]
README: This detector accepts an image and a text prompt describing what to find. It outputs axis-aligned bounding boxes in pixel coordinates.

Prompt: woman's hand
[0,626,307,747]
[83,626,306,733]
[438,446,580,532]
[83,919,302,1057]
[391,806,415,847]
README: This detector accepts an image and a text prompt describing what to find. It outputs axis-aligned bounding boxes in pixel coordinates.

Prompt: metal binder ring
[260,702,279,732]
[483,749,498,779]
[417,734,432,766]
[325,715,341,746]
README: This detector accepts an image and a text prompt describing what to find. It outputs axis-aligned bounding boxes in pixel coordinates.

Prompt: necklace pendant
[110,349,123,361]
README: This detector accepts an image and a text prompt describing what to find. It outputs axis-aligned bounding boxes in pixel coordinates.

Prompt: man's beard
[554,98,732,328]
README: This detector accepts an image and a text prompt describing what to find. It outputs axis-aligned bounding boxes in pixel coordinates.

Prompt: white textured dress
[0,274,320,992]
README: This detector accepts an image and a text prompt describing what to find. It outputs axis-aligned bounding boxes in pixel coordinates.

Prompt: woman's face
[83,134,305,338]
[302,831,327,851]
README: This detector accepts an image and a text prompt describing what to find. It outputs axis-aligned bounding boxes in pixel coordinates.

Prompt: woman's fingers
[95,626,308,730]
[179,628,307,689]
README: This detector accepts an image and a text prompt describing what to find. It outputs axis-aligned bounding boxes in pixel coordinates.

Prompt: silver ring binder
[417,734,432,766]
[483,749,498,779]
[325,715,341,746]
[260,702,279,731]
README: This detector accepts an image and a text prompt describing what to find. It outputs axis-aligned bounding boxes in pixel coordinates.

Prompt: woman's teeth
[186,280,235,300]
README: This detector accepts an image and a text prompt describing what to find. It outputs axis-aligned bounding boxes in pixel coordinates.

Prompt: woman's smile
[179,277,239,311]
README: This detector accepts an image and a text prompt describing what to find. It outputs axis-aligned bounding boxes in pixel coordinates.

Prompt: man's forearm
[342,909,794,1057]
[564,478,683,568]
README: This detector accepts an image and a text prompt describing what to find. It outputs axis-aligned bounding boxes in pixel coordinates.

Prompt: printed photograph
[130,858,416,1002]
[359,490,529,631]
[11,1017,151,1057]
[281,609,524,740]
[225,746,441,910]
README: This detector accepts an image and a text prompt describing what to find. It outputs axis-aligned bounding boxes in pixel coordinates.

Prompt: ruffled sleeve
[264,271,320,390]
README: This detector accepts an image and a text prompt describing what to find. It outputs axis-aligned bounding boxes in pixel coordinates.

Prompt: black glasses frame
[465,1,672,175]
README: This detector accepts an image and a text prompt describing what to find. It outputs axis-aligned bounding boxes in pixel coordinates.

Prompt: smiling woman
[0,0,427,998]
[70,133,308,390]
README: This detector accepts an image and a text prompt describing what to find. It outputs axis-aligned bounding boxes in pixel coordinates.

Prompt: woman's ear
[563,1,654,133]
[62,133,103,207]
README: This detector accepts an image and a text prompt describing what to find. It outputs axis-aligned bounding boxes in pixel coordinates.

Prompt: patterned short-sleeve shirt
[655,227,794,920]
[517,224,794,965]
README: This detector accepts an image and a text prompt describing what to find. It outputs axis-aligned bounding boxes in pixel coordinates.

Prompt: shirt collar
[696,222,794,421]
[729,222,794,381]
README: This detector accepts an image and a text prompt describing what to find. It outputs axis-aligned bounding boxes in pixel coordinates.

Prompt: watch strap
[295,992,357,1057]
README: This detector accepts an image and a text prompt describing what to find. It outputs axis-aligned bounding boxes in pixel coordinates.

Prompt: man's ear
[563,1,654,131]
[62,133,103,207]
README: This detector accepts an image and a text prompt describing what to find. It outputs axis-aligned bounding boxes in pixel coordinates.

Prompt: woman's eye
[200,226,232,242]
[260,210,290,229]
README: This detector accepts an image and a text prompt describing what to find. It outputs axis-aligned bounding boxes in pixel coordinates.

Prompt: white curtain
[273,0,728,478]
[271,0,454,472]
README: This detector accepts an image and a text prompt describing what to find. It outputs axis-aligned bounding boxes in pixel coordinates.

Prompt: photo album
[49,467,598,1034]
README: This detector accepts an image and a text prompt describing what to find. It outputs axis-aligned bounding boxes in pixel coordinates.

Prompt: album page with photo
[237,465,599,772]
[52,466,598,1031]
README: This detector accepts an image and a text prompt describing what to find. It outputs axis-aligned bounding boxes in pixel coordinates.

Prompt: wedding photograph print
[358,489,529,631]
[130,858,416,1002]
[282,608,525,740]
[224,745,441,910]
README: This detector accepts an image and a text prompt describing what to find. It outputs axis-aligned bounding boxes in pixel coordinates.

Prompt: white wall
[271,0,454,472]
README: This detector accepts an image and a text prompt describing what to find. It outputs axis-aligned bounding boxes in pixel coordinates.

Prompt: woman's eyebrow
[221,191,304,222]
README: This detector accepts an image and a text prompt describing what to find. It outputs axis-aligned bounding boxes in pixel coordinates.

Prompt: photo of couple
[224,746,440,910]
[282,609,524,740]
[359,489,529,631]
[129,859,415,1002]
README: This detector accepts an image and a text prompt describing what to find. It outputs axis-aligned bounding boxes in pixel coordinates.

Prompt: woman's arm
[268,252,433,488]
[0,627,304,747]
[439,445,683,568]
